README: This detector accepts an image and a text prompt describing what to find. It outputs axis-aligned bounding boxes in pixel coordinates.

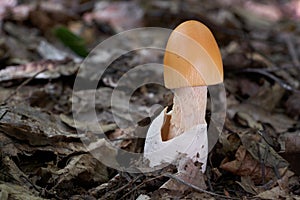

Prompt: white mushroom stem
[167,86,207,140]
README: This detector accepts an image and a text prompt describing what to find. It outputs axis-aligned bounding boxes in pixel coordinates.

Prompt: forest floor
[0,0,300,199]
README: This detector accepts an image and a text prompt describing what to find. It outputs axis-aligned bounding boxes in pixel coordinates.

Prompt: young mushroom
[144,20,223,172]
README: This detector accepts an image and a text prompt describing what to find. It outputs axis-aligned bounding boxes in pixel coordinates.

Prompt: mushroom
[144,20,223,172]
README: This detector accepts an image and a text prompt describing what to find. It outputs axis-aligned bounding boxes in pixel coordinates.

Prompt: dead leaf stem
[120,174,165,200]
[164,173,241,199]
[3,69,47,104]
[233,68,300,94]
[102,174,144,199]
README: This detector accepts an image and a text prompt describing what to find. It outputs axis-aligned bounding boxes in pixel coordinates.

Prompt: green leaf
[54,26,89,57]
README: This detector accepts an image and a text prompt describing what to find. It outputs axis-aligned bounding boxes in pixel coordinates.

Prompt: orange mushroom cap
[164,20,223,89]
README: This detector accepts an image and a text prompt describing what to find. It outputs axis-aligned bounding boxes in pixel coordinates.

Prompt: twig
[234,68,300,94]
[257,143,266,185]
[164,173,241,199]
[205,167,214,192]
[2,69,47,104]
[120,174,165,200]
[102,174,144,199]
[20,175,41,193]
[0,109,8,121]
[283,34,300,71]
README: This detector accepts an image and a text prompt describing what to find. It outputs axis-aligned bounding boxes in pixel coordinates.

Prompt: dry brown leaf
[29,2,77,33]
[236,176,259,195]
[247,83,285,112]
[51,154,109,189]
[256,186,287,200]
[161,157,206,192]
[279,132,300,154]
[240,132,289,170]
[279,132,300,174]
[83,1,144,31]
[0,106,81,146]
[228,103,296,133]
[0,0,17,21]
[285,92,300,119]
[220,146,281,184]
[238,78,261,97]
[218,129,241,154]
[0,60,78,82]
[0,182,45,200]
[60,114,117,133]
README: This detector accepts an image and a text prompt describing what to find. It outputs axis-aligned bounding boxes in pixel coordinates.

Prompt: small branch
[164,173,241,199]
[120,174,165,200]
[0,109,8,121]
[283,34,300,72]
[2,69,47,104]
[101,174,144,199]
[233,68,300,94]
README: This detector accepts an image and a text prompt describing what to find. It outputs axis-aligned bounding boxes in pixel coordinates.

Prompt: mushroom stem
[167,86,207,140]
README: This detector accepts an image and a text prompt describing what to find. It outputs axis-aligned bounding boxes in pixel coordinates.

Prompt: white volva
[144,86,208,172]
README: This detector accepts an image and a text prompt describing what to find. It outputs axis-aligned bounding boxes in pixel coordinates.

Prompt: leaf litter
[0,0,300,199]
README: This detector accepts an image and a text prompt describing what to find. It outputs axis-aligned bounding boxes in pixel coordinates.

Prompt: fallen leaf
[0,106,82,146]
[238,78,261,97]
[247,83,285,112]
[37,40,81,61]
[228,103,296,133]
[0,59,79,82]
[161,157,206,192]
[0,182,44,200]
[285,92,300,119]
[220,145,285,184]
[49,154,109,190]
[60,114,117,133]
[240,131,289,170]
[83,1,144,31]
[256,186,287,200]
[54,26,89,57]
[278,131,300,174]
[0,0,17,21]
[236,176,259,195]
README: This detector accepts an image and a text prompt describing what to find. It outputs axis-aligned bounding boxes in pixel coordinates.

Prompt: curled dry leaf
[240,131,289,170]
[220,145,287,184]
[0,182,44,200]
[255,186,288,200]
[1,156,32,187]
[161,156,206,192]
[246,83,285,112]
[236,176,259,195]
[278,131,300,174]
[87,138,120,171]
[49,154,109,191]
[228,103,296,133]
[0,106,82,146]
[0,59,79,82]
[37,40,81,61]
